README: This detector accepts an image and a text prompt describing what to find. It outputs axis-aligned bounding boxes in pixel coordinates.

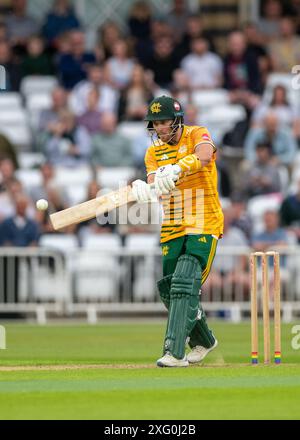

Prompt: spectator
[268,17,300,73]
[224,31,262,109]
[252,210,289,252]
[243,143,281,198]
[30,162,68,234]
[5,0,39,54]
[0,177,23,222]
[21,35,54,77]
[118,64,154,121]
[244,112,297,165]
[41,110,91,167]
[216,157,232,199]
[57,30,96,89]
[180,37,223,89]
[42,0,80,47]
[280,177,300,242]
[176,14,215,61]
[257,0,282,40]
[38,86,68,132]
[77,88,102,134]
[0,22,7,42]
[251,85,299,131]
[69,64,118,116]
[0,41,22,91]
[0,134,18,168]
[171,69,191,108]
[91,112,133,167]
[128,1,152,41]
[184,103,199,126]
[203,206,249,300]
[77,180,116,239]
[230,192,253,241]
[288,0,300,34]
[98,21,122,60]
[0,193,40,246]
[242,22,270,87]
[143,37,179,89]
[0,158,16,193]
[166,0,190,43]
[105,40,135,90]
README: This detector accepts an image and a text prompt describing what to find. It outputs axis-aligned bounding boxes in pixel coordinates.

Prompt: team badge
[150,102,162,113]
[162,245,169,256]
[174,102,181,111]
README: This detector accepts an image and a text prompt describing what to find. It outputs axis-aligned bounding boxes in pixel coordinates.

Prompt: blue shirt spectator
[244,113,297,165]
[42,0,80,45]
[57,30,96,89]
[0,194,40,246]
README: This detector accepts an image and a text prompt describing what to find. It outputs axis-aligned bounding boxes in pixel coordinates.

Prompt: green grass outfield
[0,321,299,420]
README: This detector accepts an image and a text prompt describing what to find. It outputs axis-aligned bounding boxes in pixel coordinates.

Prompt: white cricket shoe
[156,353,189,368]
[187,339,218,364]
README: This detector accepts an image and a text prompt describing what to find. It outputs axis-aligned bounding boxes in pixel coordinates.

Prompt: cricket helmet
[144,95,184,122]
[145,96,184,144]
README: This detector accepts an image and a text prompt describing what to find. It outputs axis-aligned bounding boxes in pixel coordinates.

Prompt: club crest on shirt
[162,245,169,256]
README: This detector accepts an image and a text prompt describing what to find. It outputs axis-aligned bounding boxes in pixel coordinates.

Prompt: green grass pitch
[0,321,299,420]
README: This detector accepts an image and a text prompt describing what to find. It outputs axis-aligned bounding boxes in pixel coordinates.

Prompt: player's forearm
[176,143,214,173]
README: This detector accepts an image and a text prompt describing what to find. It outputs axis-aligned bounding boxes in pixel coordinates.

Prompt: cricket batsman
[132,96,224,367]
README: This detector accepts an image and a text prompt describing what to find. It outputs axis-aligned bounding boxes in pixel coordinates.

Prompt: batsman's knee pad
[164,255,202,359]
[157,274,172,309]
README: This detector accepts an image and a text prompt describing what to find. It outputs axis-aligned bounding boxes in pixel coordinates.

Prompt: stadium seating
[125,234,159,301]
[20,76,58,98]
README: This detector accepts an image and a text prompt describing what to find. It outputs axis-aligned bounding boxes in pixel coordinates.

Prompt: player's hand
[131,180,157,203]
[154,164,181,196]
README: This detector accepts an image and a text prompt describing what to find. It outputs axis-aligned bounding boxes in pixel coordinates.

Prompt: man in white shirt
[180,37,223,89]
[69,64,119,116]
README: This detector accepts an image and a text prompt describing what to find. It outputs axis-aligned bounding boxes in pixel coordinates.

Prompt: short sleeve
[191,127,216,152]
[145,146,158,176]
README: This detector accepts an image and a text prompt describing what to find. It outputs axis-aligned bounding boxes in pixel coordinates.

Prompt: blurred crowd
[0,0,300,270]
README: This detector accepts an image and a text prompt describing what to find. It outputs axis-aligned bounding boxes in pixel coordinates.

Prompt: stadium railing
[0,246,299,324]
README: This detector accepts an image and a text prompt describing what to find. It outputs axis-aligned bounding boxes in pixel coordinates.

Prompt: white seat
[20,76,58,97]
[0,124,32,149]
[192,89,229,109]
[126,234,158,301]
[97,167,136,190]
[16,169,42,188]
[0,109,28,125]
[26,93,53,130]
[204,105,246,124]
[0,92,22,109]
[65,184,87,207]
[118,122,144,139]
[26,93,52,112]
[39,234,79,252]
[54,166,93,187]
[125,234,159,250]
[18,152,45,169]
[247,193,283,234]
[82,233,122,250]
[75,250,118,301]
[263,73,299,107]
[200,105,246,144]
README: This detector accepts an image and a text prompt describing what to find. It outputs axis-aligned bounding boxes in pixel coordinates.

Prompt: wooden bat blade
[50,185,135,231]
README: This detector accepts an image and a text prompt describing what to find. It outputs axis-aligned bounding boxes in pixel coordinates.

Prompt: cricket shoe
[187,339,218,364]
[156,352,189,368]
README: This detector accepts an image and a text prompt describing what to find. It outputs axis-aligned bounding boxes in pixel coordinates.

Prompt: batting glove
[132,179,157,203]
[154,164,181,196]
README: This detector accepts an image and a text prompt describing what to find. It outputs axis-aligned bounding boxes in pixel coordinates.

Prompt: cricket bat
[50,185,136,231]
